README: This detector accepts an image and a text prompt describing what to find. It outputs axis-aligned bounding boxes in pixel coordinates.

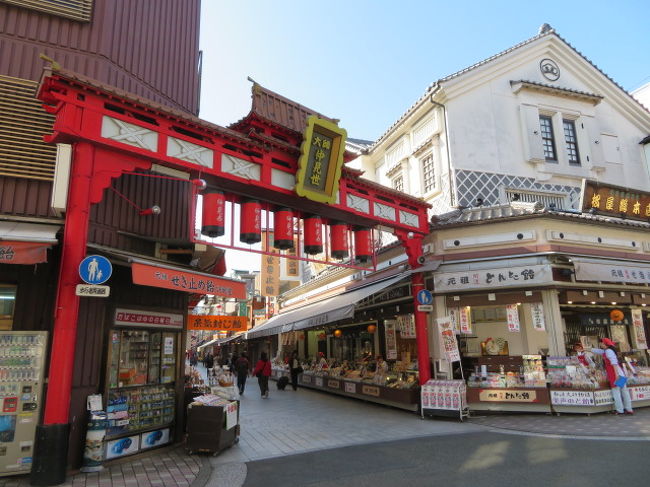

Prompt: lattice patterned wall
[454,169,581,210]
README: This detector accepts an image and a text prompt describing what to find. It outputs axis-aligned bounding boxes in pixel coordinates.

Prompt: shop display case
[296,358,420,411]
[465,355,550,412]
[106,329,178,454]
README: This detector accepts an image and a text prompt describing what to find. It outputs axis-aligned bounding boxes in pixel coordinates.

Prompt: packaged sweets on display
[546,356,607,389]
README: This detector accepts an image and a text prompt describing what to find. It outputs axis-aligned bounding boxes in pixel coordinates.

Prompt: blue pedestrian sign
[79,255,112,285]
[417,289,433,305]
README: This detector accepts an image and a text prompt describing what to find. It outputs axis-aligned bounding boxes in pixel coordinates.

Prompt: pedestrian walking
[204,352,214,370]
[289,350,302,391]
[591,337,633,415]
[252,352,272,398]
[235,352,250,395]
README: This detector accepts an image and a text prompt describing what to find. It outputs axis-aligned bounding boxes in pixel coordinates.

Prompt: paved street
[242,431,647,487]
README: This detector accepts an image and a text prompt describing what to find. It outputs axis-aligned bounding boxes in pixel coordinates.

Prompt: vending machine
[0,331,48,476]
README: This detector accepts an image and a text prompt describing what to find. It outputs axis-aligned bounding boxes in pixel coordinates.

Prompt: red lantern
[240,200,262,244]
[367,324,377,334]
[201,191,225,237]
[354,227,373,263]
[304,215,323,255]
[273,208,294,250]
[330,222,349,259]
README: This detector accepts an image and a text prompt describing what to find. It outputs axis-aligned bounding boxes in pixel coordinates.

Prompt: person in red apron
[591,338,633,415]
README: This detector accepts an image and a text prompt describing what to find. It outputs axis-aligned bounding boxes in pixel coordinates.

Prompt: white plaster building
[350,24,650,217]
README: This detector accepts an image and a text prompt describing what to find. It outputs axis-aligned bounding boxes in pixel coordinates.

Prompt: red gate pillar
[31,142,95,485]
[32,143,151,485]
[395,230,431,385]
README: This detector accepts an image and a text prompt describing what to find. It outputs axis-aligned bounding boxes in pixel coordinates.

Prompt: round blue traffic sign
[79,255,112,285]
[417,289,433,305]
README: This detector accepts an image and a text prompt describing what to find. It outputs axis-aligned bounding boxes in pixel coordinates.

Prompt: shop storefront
[105,308,182,458]
[252,272,423,411]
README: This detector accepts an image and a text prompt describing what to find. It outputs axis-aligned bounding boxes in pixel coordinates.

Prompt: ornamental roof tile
[430,202,650,230]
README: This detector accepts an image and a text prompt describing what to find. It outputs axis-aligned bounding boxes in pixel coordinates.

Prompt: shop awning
[197,338,219,351]
[0,222,60,264]
[572,257,650,285]
[247,273,407,339]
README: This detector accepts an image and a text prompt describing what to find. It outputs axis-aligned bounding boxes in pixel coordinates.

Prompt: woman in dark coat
[234,352,250,395]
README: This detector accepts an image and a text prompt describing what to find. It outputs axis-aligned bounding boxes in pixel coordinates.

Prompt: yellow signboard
[187,315,248,331]
[295,116,347,204]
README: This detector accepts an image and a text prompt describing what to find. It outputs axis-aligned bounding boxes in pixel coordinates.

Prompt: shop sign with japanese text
[551,390,595,406]
[132,262,246,299]
[261,231,280,297]
[479,389,538,403]
[114,308,183,329]
[630,385,650,402]
[384,319,398,360]
[437,316,461,363]
[573,261,650,285]
[631,309,648,350]
[295,116,347,204]
[0,241,49,265]
[506,304,520,332]
[187,315,248,331]
[434,265,552,292]
[530,302,546,331]
[580,179,650,223]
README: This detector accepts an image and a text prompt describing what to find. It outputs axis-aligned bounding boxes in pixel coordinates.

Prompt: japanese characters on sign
[131,262,246,299]
[573,260,650,285]
[0,241,49,265]
[631,309,648,350]
[479,389,538,403]
[261,231,281,297]
[506,304,520,332]
[580,179,650,223]
[396,314,416,338]
[433,265,552,292]
[459,307,472,334]
[187,315,248,332]
[384,319,398,360]
[114,308,184,329]
[295,116,347,204]
[551,390,595,406]
[437,316,461,363]
[530,302,546,331]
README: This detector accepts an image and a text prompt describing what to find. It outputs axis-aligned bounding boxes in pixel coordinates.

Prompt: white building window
[392,174,404,192]
[421,153,435,193]
[539,115,557,162]
[563,119,580,165]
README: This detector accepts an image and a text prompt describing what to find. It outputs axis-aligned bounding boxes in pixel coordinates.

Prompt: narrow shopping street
[2,366,650,487]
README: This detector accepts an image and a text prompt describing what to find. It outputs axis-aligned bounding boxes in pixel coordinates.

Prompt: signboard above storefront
[580,179,650,222]
[295,116,347,204]
[187,315,248,332]
[114,308,183,329]
[573,258,650,285]
[433,264,553,292]
[131,261,246,299]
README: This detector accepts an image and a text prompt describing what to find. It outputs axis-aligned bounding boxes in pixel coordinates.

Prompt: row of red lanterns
[201,191,373,262]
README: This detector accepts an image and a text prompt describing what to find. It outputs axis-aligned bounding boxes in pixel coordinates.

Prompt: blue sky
[199,0,649,142]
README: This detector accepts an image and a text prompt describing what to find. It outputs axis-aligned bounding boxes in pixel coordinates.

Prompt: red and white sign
[385,320,398,360]
[437,316,461,363]
[0,241,50,264]
[114,308,183,329]
[459,307,472,334]
[506,304,520,332]
[132,262,246,299]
